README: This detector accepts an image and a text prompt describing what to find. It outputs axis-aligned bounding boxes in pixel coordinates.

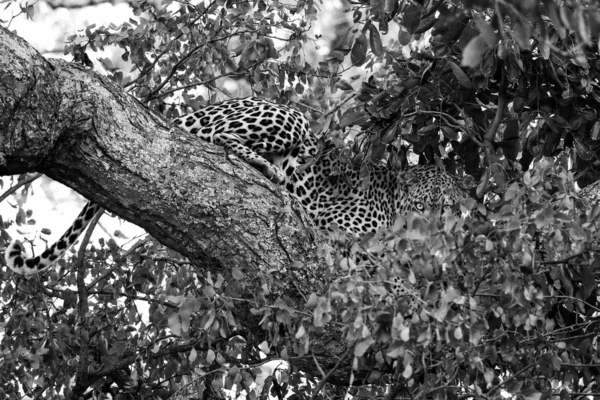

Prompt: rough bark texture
[0,26,370,388]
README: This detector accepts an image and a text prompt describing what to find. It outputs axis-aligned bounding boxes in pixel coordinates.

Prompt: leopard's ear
[5,202,103,274]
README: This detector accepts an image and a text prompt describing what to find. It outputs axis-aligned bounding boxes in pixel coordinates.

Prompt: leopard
[4,97,465,281]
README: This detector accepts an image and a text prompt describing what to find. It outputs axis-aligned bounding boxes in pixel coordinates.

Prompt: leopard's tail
[5,202,103,274]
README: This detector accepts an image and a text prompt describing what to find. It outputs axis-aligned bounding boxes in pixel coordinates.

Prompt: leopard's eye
[415,202,425,211]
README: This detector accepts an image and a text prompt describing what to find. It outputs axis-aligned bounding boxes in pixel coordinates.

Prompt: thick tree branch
[0,25,319,276]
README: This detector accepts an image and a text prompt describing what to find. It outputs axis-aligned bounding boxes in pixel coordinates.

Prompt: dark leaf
[574,139,594,160]
[398,29,412,45]
[450,62,473,88]
[371,142,386,162]
[339,108,367,127]
[403,6,421,34]
[591,121,600,140]
[441,126,458,140]
[369,26,384,57]
[351,34,368,66]
[476,168,491,198]
[501,120,520,161]
[542,130,561,157]
[384,0,396,13]
[581,261,598,299]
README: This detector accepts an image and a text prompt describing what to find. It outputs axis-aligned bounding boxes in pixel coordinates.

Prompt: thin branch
[86,237,151,290]
[87,290,179,308]
[485,67,506,142]
[149,256,192,264]
[144,30,259,101]
[310,350,327,379]
[487,363,535,397]
[76,206,104,318]
[148,71,243,102]
[539,251,586,265]
[0,173,42,204]
[309,346,352,400]
[562,363,600,367]
[322,93,358,118]
[68,207,104,399]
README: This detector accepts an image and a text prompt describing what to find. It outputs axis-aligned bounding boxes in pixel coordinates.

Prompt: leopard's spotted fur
[4,97,464,276]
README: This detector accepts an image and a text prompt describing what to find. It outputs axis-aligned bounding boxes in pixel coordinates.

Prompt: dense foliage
[2,0,600,399]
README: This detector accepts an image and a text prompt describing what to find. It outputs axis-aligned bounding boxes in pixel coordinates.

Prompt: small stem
[0,173,42,204]
[309,346,352,400]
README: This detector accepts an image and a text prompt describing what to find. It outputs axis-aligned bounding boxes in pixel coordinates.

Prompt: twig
[322,93,358,118]
[76,206,104,317]
[85,237,151,289]
[0,173,43,204]
[309,346,352,400]
[150,256,192,264]
[539,251,586,265]
[562,363,600,367]
[87,290,178,308]
[310,350,326,379]
[148,71,241,102]
[487,363,535,397]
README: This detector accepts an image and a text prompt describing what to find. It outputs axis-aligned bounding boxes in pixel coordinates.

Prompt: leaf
[441,126,458,140]
[461,36,486,68]
[339,108,366,127]
[580,261,597,299]
[259,341,270,354]
[354,337,374,356]
[521,388,542,400]
[306,292,318,307]
[484,369,495,384]
[370,142,386,162]
[450,62,473,88]
[232,267,244,280]
[403,6,421,34]
[335,79,353,91]
[400,326,410,342]
[574,139,593,160]
[189,348,197,362]
[384,0,396,13]
[454,326,463,340]
[386,345,404,358]
[369,26,384,57]
[502,120,520,161]
[203,285,216,298]
[295,325,306,339]
[168,313,181,336]
[351,34,368,66]
[591,121,600,140]
[398,29,412,46]
[476,170,490,199]
[505,182,520,201]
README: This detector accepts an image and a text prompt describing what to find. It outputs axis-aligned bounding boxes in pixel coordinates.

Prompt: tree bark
[0,26,372,388]
[0,25,319,274]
